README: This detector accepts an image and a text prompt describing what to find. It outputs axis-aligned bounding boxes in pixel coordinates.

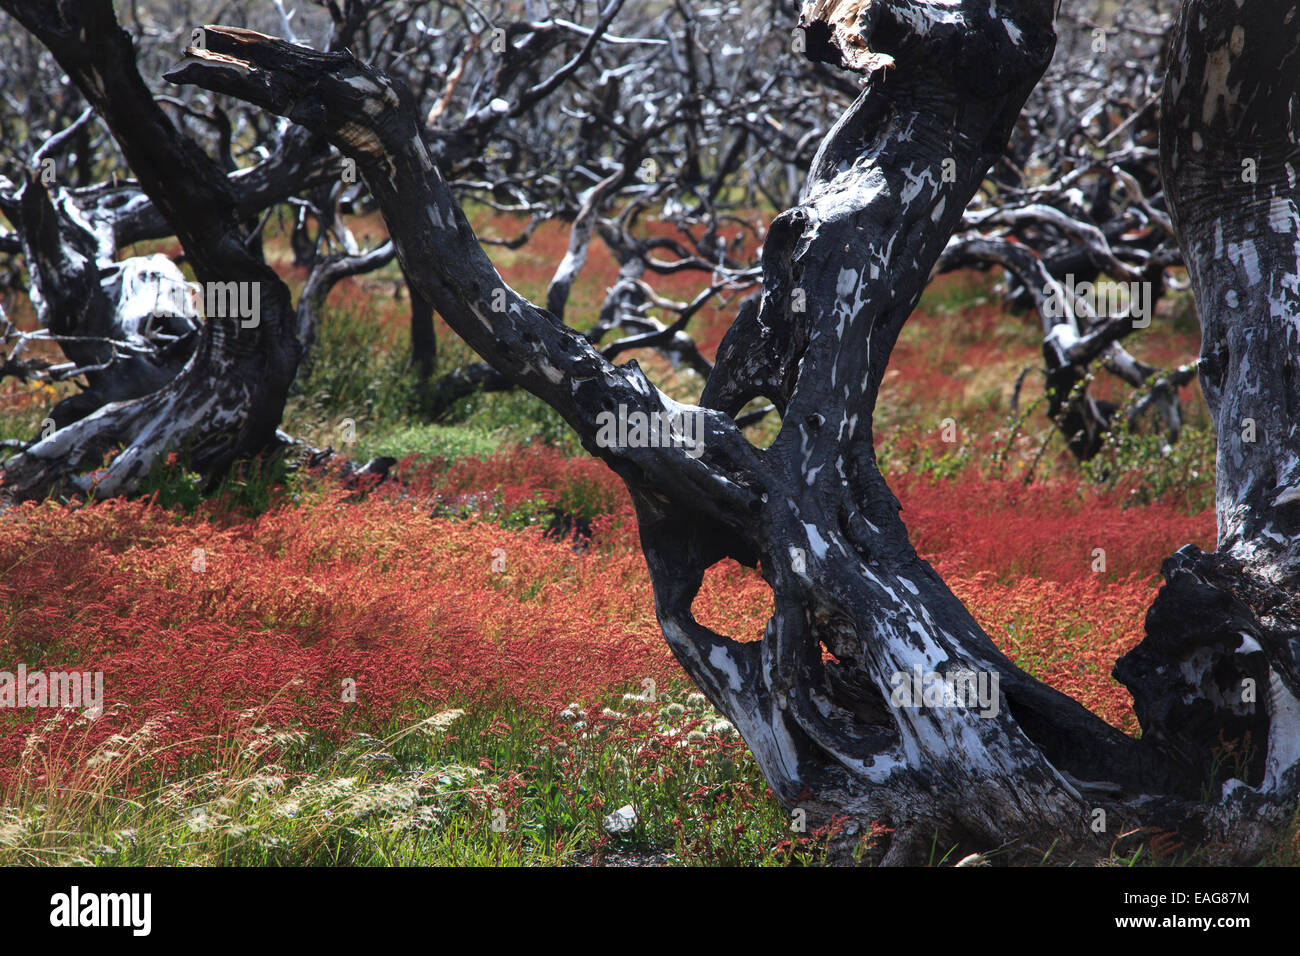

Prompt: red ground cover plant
[428,443,627,520]
[893,474,1215,583]
[0,446,1215,791]
[894,474,1215,732]
[0,489,675,788]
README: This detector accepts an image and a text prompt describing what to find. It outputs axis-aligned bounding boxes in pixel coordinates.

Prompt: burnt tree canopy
[0,0,823,483]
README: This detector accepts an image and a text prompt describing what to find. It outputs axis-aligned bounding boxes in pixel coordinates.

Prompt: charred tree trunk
[1113,0,1300,856]
[0,0,302,499]
[14,172,200,428]
[165,0,1300,865]
[408,279,437,386]
[935,233,1193,460]
[1161,0,1300,580]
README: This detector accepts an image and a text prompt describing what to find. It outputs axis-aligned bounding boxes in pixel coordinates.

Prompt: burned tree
[384,0,827,420]
[148,0,1300,866]
[0,0,813,475]
[936,0,1197,461]
[0,0,313,499]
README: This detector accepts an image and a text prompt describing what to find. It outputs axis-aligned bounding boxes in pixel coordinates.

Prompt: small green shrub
[1081,417,1216,512]
[135,446,298,517]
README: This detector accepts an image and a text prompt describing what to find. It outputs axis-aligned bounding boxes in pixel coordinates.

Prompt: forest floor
[0,209,1290,866]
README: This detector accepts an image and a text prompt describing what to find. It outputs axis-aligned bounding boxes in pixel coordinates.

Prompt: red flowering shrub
[430,443,627,522]
[948,574,1158,733]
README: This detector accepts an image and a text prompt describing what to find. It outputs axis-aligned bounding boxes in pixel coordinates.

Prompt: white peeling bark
[1162,1,1300,580]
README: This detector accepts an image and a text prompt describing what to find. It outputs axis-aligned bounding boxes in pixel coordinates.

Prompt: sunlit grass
[0,686,844,867]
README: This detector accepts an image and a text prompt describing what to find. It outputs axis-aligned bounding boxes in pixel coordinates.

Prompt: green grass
[281,291,584,461]
[354,422,502,465]
[437,386,582,453]
[3,679,1258,866]
[0,684,851,867]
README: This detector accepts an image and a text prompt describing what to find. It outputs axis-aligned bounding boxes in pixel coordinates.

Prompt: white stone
[602,804,637,834]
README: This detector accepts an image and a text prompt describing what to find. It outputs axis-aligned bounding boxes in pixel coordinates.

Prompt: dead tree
[0,0,398,492]
[159,0,1300,865]
[0,0,308,499]
[936,0,1197,460]
[395,0,819,420]
[0,0,779,442]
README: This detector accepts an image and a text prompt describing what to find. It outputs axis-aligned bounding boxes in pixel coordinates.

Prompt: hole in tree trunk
[690,558,774,643]
[738,396,781,450]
